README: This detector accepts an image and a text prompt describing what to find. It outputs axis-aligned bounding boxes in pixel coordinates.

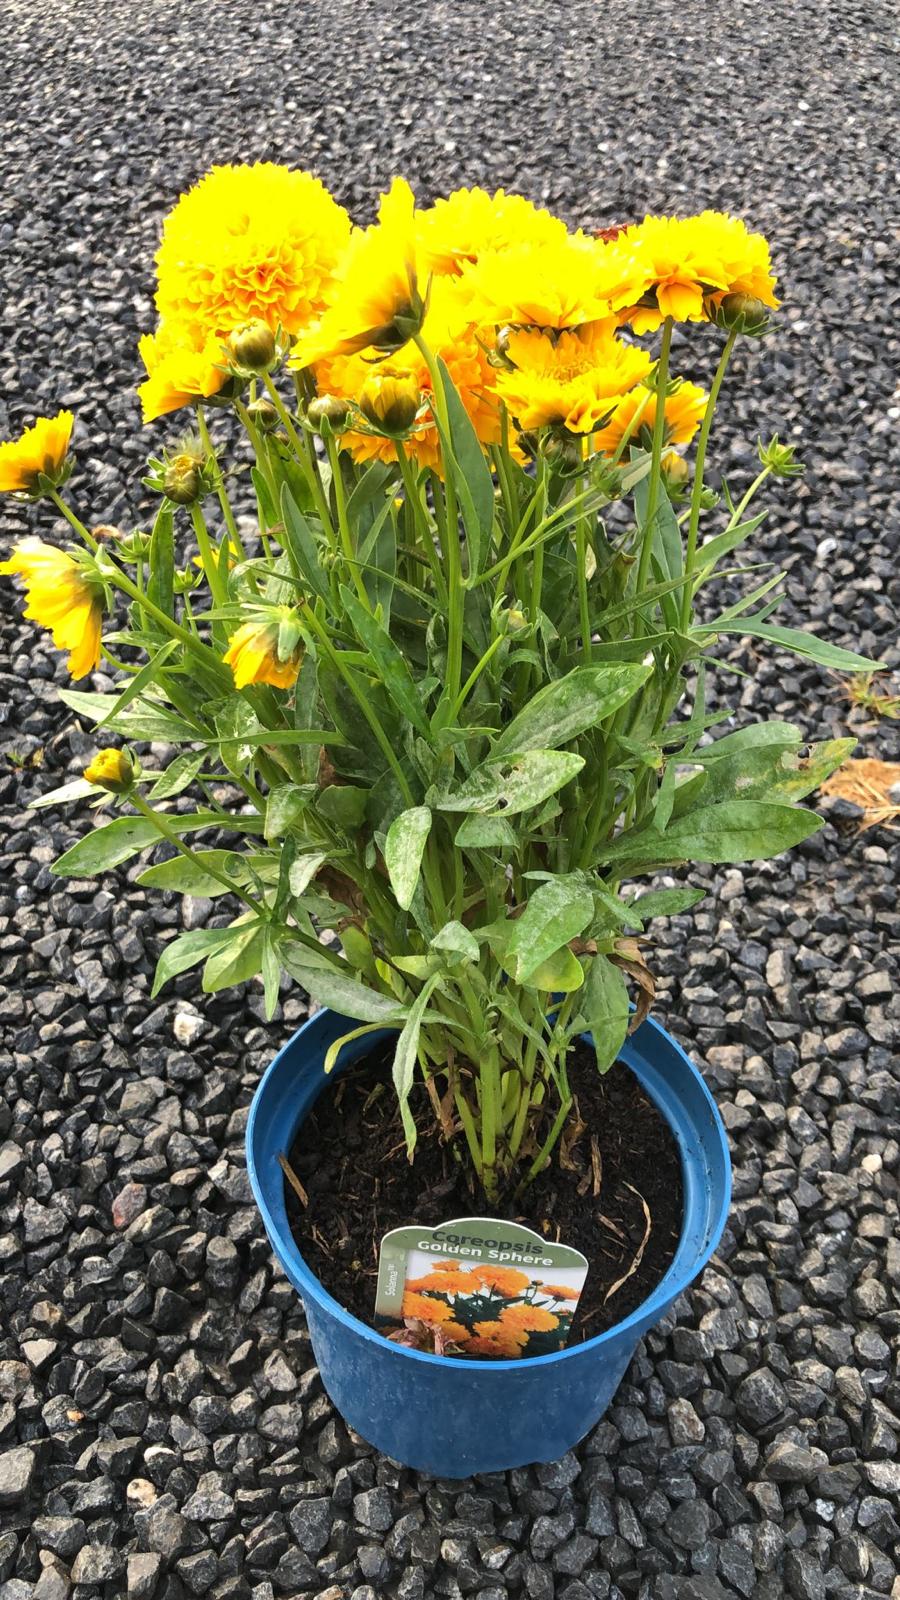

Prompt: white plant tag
[375,1215,589,1358]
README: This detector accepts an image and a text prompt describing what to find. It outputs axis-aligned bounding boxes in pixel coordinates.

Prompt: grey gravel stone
[0,1447,35,1506]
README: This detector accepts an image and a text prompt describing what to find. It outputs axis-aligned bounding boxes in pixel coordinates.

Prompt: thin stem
[634,317,674,602]
[130,792,259,910]
[325,432,369,607]
[415,336,463,702]
[300,603,414,805]
[196,408,246,562]
[49,491,98,551]
[680,328,738,631]
[102,562,229,680]
[190,503,228,609]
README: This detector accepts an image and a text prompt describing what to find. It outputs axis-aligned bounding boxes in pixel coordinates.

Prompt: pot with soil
[246,1005,731,1475]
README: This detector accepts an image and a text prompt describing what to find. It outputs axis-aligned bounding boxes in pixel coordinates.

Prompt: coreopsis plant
[2,168,879,1204]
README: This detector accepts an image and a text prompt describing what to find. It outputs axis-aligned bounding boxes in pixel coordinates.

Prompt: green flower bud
[709,292,771,337]
[227,320,278,373]
[307,395,351,435]
[758,434,804,478]
[246,398,280,433]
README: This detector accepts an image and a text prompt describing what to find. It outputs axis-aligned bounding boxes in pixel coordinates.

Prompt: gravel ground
[1,2,899,1598]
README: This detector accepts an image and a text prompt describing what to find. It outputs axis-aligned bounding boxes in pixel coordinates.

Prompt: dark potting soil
[284,1036,683,1345]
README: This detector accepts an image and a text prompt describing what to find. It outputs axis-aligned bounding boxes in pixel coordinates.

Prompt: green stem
[325,432,369,607]
[49,491,98,551]
[415,336,462,702]
[190,503,228,609]
[102,562,228,681]
[300,603,414,804]
[196,408,246,562]
[680,328,738,632]
[634,317,674,604]
[130,792,259,910]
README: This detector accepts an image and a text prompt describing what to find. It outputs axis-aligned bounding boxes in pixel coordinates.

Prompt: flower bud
[539,430,583,475]
[83,747,134,795]
[91,524,124,542]
[662,451,689,488]
[227,320,278,373]
[758,434,804,478]
[709,292,770,337]
[506,606,528,631]
[306,395,351,435]
[163,455,201,505]
[246,398,280,433]
[358,374,421,435]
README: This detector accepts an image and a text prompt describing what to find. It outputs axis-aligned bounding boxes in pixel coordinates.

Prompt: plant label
[375,1215,589,1358]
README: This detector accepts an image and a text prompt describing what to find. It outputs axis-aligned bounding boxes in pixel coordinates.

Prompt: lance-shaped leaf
[52,812,263,877]
[505,877,594,983]
[393,974,441,1158]
[384,806,432,910]
[696,617,882,673]
[454,815,517,848]
[624,886,706,923]
[677,737,855,813]
[147,751,206,801]
[203,919,266,992]
[437,749,584,816]
[431,920,480,965]
[695,721,802,761]
[138,849,246,897]
[288,851,329,897]
[581,955,630,1074]
[280,944,409,1023]
[146,504,176,619]
[281,486,331,601]
[436,356,494,577]
[600,800,823,868]
[59,689,199,742]
[151,928,240,997]
[491,663,652,759]
[340,585,430,737]
[265,782,316,840]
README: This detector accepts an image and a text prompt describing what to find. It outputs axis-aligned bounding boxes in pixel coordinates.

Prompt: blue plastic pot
[246,1008,731,1476]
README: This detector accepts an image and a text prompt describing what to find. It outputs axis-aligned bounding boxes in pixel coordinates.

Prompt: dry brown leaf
[821,757,900,832]
[277,1151,309,1209]
[603,1184,652,1303]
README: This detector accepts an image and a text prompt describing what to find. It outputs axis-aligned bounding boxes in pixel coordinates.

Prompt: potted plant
[2,166,878,1476]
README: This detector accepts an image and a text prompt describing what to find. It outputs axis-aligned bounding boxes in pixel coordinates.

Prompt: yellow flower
[291,178,425,367]
[496,323,653,434]
[0,538,104,678]
[417,186,569,277]
[138,324,230,424]
[499,1303,560,1333]
[401,1291,455,1324]
[441,1320,471,1343]
[540,1283,580,1301]
[619,211,779,333]
[0,411,74,494]
[223,616,304,690]
[154,163,351,340]
[314,280,500,472]
[459,231,646,331]
[83,748,134,794]
[592,379,708,456]
[468,1324,528,1357]
[470,1264,532,1296]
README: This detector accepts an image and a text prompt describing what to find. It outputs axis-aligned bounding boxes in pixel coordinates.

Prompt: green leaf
[506,878,594,983]
[29,777,96,810]
[261,928,282,1020]
[491,663,652,759]
[393,974,440,1157]
[634,472,682,580]
[202,920,266,992]
[525,945,585,993]
[454,815,517,848]
[625,886,706,922]
[694,513,766,574]
[324,1021,389,1075]
[280,945,409,1022]
[147,751,206,801]
[146,504,175,619]
[137,849,244,897]
[52,811,263,877]
[265,783,316,839]
[288,851,329,897]
[98,642,179,727]
[339,585,430,737]
[681,737,855,811]
[317,784,369,831]
[696,721,802,761]
[437,749,584,816]
[600,800,823,868]
[581,956,630,1073]
[151,927,238,997]
[281,487,331,601]
[59,689,199,742]
[384,806,432,910]
[437,356,494,577]
[431,920,480,964]
[698,618,883,673]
